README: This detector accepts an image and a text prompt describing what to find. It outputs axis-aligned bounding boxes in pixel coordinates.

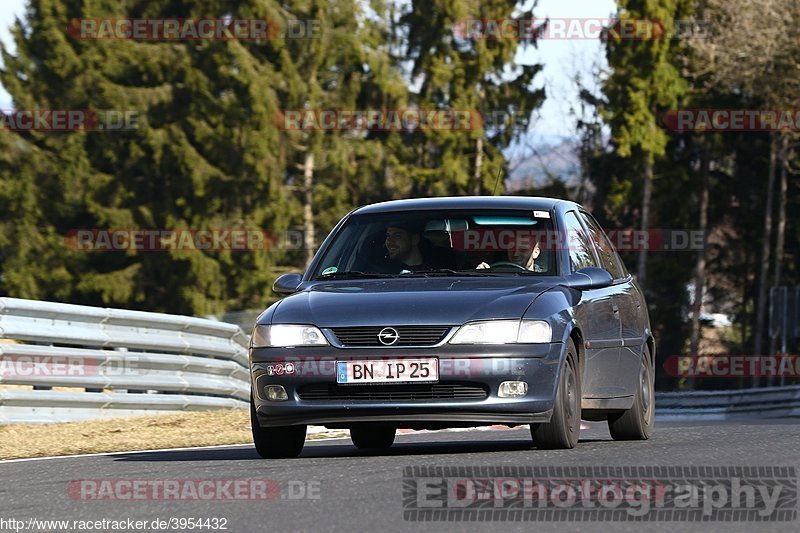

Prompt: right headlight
[251,324,329,348]
[449,319,552,344]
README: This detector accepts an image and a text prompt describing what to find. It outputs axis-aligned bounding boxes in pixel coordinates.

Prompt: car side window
[563,211,598,272]
[579,212,626,280]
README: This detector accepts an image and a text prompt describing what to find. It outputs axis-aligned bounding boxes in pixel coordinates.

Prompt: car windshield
[312,209,558,279]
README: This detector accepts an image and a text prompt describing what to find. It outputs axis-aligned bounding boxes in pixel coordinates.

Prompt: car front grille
[296,382,488,401]
[328,325,451,347]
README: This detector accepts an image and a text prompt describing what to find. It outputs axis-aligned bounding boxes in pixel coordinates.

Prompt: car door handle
[612,303,620,315]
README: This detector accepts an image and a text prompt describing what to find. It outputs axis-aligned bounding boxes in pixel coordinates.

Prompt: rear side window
[580,212,626,280]
[562,211,598,272]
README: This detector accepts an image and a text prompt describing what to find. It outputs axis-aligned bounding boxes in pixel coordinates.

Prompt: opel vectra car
[249,197,654,458]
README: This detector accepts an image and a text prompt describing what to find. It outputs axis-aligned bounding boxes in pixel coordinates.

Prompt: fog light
[265,385,289,401]
[498,381,528,398]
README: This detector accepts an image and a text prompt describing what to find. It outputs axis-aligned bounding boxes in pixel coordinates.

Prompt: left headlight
[449,320,552,345]
[251,324,329,348]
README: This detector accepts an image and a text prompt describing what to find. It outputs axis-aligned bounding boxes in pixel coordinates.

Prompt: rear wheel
[250,398,306,458]
[532,340,581,449]
[608,347,654,440]
[350,424,396,449]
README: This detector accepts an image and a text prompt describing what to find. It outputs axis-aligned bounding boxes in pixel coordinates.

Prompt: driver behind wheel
[476,231,546,272]
[384,221,433,272]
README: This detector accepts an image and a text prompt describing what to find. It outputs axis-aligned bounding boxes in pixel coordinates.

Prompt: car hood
[270,277,554,327]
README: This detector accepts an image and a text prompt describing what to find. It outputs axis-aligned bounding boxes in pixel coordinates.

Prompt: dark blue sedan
[249,197,655,457]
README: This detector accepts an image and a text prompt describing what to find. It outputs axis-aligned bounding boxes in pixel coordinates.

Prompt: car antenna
[489,146,503,195]
[492,166,503,195]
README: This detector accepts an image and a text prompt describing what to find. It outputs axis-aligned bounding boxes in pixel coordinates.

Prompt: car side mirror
[273,273,303,295]
[562,267,614,290]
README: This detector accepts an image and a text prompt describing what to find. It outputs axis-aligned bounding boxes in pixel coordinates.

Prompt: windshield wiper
[315,270,396,280]
[406,268,551,278]
[317,268,545,280]
[398,268,503,277]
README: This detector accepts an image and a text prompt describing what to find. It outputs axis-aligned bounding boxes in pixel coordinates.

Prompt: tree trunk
[473,137,484,195]
[303,150,315,267]
[738,265,749,390]
[771,136,788,304]
[688,149,710,389]
[769,136,788,385]
[753,134,777,387]
[636,160,653,289]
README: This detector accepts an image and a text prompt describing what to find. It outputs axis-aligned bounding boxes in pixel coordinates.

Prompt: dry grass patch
[0,410,349,460]
[0,409,255,460]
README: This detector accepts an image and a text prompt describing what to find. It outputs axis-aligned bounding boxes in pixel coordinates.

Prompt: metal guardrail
[655,385,800,420]
[0,298,250,423]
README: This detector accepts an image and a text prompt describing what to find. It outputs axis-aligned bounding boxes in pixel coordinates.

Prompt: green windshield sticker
[472,216,538,226]
[321,266,338,276]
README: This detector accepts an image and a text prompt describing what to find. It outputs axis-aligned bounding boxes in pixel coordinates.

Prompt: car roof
[351,196,581,215]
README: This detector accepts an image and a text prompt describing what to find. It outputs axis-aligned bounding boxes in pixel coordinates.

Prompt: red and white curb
[307,422,591,439]
[398,422,592,434]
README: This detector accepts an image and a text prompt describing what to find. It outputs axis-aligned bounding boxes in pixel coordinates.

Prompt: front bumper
[249,343,563,428]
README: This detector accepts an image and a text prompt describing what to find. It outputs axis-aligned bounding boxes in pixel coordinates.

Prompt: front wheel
[250,398,306,458]
[608,347,654,440]
[532,340,581,449]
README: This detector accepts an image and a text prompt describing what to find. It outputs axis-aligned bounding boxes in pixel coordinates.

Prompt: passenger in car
[476,232,546,272]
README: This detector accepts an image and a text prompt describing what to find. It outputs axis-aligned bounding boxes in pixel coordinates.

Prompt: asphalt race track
[1,420,798,533]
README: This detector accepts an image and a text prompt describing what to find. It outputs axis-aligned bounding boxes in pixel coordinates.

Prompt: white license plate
[336,358,438,384]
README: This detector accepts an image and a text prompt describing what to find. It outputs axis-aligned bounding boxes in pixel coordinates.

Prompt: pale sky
[0,0,614,144]
[520,0,615,143]
[0,0,24,108]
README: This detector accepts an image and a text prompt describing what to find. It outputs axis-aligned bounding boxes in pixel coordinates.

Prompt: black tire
[532,340,581,449]
[350,424,396,449]
[250,398,306,458]
[608,347,654,440]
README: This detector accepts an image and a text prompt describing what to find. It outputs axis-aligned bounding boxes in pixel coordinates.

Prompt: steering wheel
[489,261,528,271]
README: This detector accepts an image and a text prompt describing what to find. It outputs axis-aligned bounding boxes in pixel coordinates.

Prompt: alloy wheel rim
[565,362,577,429]
[640,363,652,417]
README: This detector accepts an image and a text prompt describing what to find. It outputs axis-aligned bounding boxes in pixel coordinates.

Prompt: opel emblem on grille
[378,327,400,346]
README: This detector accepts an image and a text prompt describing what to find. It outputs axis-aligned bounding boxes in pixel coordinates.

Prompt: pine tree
[601,0,692,290]
[0,0,295,314]
[399,0,544,196]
